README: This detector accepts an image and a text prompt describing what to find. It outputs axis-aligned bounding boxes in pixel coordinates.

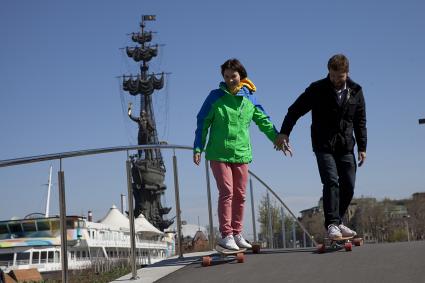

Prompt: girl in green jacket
[193,58,280,250]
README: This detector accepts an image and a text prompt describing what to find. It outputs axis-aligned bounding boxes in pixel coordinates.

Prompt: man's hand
[193,152,201,165]
[274,134,293,157]
[358,151,366,167]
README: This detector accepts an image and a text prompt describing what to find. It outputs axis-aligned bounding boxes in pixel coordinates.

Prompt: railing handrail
[0,144,192,168]
[1,143,317,274]
[1,143,316,245]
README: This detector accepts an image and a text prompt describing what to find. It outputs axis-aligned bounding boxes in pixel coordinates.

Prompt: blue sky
[1,0,424,238]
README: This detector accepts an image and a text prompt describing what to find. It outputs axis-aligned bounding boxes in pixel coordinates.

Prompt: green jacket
[194,82,278,163]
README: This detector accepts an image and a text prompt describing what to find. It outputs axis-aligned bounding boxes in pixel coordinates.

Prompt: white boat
[0,205,175,273]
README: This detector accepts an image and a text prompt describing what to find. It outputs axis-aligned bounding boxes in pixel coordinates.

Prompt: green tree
[406,194,425,240]
[257,194,295,248]
[387,228,407,242]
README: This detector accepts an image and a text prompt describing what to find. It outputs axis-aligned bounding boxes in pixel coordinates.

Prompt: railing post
[58,160,68,283]
[172,150,184,258]
[281,207,286,249]
[266,191,274,249]
[204,159,215,250]
[125,159,138,279]
[249,178,257,243]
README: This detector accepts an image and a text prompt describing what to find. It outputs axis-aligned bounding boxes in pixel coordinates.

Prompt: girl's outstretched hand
[193,152,201,165]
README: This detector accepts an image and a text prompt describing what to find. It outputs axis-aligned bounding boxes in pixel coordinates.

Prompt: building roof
[98,205,162,235]
[193,230,208,242]
[98,205,129,229]
[135,213,163,235]
[180,224,208,239]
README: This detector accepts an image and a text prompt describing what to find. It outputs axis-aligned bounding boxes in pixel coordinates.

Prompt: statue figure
[128,102,154,159]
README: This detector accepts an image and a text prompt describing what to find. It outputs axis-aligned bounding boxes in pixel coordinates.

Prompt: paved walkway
[111,251,212,283]
[112,241,425,283]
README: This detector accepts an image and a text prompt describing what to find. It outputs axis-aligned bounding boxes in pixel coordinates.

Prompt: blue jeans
[315,151,357,228]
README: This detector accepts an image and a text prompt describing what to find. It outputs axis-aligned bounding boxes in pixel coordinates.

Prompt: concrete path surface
[113,241,425,283]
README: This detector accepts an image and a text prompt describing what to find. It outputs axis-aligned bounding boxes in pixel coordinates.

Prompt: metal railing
[0,144,317,281]
[249,170,317,247]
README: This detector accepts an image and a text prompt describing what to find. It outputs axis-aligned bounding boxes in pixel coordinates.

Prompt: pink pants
[210,160,249,237]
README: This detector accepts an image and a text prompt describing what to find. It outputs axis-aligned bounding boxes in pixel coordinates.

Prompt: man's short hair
[327,54,349,73]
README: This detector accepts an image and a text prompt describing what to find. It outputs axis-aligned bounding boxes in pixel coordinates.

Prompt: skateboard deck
[201,245,247,267]
[317,236,363,253]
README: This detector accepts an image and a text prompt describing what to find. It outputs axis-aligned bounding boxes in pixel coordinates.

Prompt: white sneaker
[339,224,357,237]
[327,224,342,239]
[234,234,252,249]
[217,235,239,250]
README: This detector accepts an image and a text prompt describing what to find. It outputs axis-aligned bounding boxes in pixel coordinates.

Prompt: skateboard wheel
[344,242,352,251]
[353,238,363,246]
[202,256,212,267]
[252,244,261,254]
[317,244,325,253]
[236,253,244,263]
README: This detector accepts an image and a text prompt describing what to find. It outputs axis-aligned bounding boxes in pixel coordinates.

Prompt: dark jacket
[280,76,367,153]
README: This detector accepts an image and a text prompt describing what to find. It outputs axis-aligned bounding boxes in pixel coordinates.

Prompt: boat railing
[0,144,317,282]
[84,238,168,249]
[14,259,30,265]
[0,259,60,270]
[0,260,12,268]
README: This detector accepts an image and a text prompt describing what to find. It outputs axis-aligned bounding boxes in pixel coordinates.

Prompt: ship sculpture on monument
[122,15,173,231]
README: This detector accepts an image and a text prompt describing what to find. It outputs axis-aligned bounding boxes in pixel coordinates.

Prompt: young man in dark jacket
[275,54,367,239]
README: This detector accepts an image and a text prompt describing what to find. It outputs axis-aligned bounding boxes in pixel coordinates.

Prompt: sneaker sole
[237,245,252,249]
[216,244,239,251]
